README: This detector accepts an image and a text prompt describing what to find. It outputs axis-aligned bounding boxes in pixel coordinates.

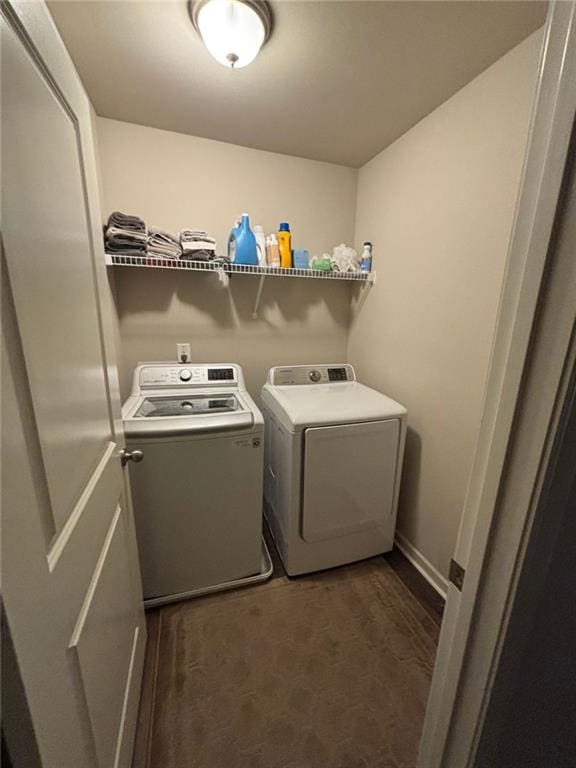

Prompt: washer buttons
[179,369,192,381]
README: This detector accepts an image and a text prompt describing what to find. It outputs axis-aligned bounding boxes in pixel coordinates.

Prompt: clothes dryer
[262,364,406,575]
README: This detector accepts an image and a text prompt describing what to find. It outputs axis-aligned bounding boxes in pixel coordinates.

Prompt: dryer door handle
[120,448,144,467]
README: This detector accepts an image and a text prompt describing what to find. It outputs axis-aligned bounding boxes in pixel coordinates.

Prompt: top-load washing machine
[262,364,407,575]
[123,362,271,606]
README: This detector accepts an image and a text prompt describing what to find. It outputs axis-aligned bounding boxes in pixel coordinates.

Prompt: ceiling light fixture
[190,0,272,69]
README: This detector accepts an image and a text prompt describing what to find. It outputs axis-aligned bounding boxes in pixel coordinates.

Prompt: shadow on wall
[116,268,351,329]
[113,268,352,399]
[397,426,423,542]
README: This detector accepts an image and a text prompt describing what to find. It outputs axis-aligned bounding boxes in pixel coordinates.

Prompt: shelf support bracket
[354,271,376,314]
[252,274,266,319]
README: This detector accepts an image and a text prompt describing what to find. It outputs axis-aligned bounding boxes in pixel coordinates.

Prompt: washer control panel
[269,364,355,386]
[139,365,237,389]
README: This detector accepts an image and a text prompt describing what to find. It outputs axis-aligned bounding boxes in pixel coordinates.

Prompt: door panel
[1,4,146,768]
[302,420,400,542]
[70,505,139,768]
[3,16,111,534]
[47,443,119,574]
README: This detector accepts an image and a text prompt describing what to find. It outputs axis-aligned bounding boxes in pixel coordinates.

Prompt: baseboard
[394,532,449,600]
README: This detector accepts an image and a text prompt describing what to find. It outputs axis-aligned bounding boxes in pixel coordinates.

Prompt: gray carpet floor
[134,550,441,768]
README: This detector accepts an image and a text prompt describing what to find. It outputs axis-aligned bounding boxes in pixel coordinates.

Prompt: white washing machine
[123,362,271,606]
[262,364,407,575]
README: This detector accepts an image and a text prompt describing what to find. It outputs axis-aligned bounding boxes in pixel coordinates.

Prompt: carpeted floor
[133,545,442,768]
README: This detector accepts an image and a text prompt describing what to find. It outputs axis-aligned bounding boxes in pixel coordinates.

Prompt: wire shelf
[104,253,374,282]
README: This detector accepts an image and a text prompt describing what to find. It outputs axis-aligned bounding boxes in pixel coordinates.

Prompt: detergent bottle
[278,222,292,269]
[266,234,280,267]
[228,213,258,265]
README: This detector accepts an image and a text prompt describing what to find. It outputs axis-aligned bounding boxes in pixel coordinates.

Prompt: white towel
[148,227,182,258]
[182,240,216,253]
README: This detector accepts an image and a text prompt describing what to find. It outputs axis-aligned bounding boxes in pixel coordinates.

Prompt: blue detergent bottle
[228,213,258,265]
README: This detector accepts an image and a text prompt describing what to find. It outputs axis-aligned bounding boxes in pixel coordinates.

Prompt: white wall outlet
[177,343,191,363]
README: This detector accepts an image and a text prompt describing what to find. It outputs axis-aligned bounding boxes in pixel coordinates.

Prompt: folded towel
[149,226,180,244]
[182,241,216,253]
[180,250,212,262]
[147,227,182,259]
[106,234,146,247]
[106,227,147,244]
[106,231,147,257]
[181,229,216,245]
[107,211,146,233]
[106,245,147,256]
[147,245,181,259]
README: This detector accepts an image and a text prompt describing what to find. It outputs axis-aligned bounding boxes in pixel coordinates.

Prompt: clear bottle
[278,222,292,269]
[266,234,280,267]
[360,241,373,272]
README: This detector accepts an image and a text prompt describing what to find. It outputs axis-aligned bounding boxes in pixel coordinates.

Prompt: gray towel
[147,246,180,259]
[107,226,147,244]
[106,246,147,256]
[181,229,216,245]
[106,232,147,254]
[107,211,146,232]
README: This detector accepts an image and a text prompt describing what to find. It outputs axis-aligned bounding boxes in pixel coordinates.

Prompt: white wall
[96,119,358,398]
[348,30,543,579]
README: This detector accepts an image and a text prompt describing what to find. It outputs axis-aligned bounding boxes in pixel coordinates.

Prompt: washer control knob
[309,369,322,383]
[179,369,192,381]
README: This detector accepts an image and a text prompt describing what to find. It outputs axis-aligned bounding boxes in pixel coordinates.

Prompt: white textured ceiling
[48,0,546,167]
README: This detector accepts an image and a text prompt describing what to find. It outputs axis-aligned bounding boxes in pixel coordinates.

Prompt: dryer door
[302,420,399,542]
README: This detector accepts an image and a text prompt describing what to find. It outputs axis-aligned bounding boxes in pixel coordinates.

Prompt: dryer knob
[309,369,322,383]
[179,369,192,381]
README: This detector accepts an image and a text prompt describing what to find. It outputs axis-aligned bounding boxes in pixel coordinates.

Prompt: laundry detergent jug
[228,213,258,265]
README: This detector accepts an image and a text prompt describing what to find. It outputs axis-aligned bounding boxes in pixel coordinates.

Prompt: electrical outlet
[177,343,191,363]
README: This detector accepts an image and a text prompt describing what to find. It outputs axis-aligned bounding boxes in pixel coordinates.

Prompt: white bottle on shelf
[254,225,267,266]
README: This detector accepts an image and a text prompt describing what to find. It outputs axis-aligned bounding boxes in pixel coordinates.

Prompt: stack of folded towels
[105,211,147,255]
[147,227,182,259]
[180,229,217,261]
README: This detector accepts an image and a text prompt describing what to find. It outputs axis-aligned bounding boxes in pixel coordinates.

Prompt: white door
[302,420,400,542]
[417,4,576,766]
[1,2,146,767]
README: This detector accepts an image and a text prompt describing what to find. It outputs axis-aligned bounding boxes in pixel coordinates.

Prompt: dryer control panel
[138,365,238,389]
[269,364,355,386]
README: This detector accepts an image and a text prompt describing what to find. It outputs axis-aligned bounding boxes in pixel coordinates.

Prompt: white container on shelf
[254,225,267,266]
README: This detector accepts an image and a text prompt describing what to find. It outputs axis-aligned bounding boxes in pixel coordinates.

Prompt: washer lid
[135,393,240,418]
[123,391,254,437]
[262,381,406,431]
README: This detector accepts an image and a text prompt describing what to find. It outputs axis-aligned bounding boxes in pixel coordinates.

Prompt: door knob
[120,449,144,467]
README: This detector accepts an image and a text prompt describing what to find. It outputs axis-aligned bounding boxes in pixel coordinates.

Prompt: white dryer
[262,364,407,575]
[123,363,271,606]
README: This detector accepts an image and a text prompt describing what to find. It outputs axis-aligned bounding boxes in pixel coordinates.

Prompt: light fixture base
[189,0,273,46]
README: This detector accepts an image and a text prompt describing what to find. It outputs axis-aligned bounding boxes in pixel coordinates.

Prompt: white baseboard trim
[394,532,449,600]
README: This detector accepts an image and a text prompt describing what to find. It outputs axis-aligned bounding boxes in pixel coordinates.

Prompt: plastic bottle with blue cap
[360,241,373,272]
[278,222,292,269]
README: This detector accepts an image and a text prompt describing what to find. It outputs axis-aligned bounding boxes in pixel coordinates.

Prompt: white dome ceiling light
[190,0,273,69]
